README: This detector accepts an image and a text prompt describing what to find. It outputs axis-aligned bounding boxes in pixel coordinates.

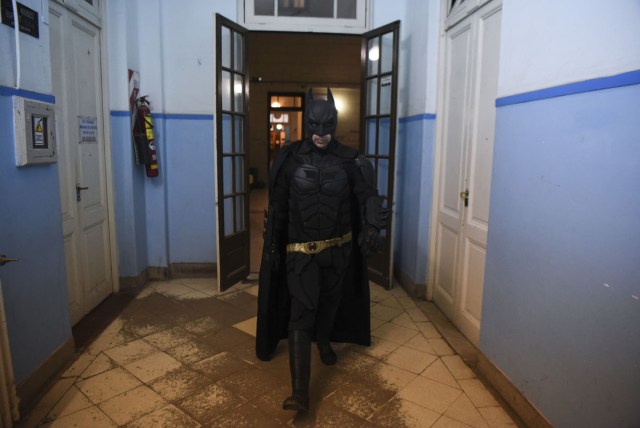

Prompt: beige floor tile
[372,322,419,345]
[398,376,462,414]
[396,295,418,310]
[61,353,95,378]
[385,345,438,374]
[245,285,259,297]
[180,316,224,336]
[336,349,379,376]
[124,351,182,383]
[18,378,75,428]
[404,333,438,354]
[428,338,456,356]
[86,319,136,356]
[391,312,419,330]
[176,384,245,424]
[370,285,392,302]
[421,358,461,389]
[77,367,142,404]
[46,385,93,420]
[190,351,249,382]
[80,353,117,379]
[477,406,517,427]
[127,404,201,428]
[417,321,442,339]
[405,307,429,322]
[99,385,167,426]
[444,393,489,428]
[174,290,212,301]
[373,362,419,390]
[208,402,282,428]
[458,379,499,407]
[233,316,257,337]
[371,303,404,322]
[43,406,117,427]
[370,316,387,331]
[390,286,408,297]
[371,398,441,428]
[149,366,213,402]
[103,338,157,366]
[180,278,219,296]
[143,326,194,350]
[378,295,403,309]
[327,379,396,420]
[356,336,401,359]
[432,415,474,427]
[166,340,220,365]
[442,355,476,380]
[153,282,199,297]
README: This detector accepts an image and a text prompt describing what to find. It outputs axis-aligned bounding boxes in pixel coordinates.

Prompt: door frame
[52,0,119,300]
[427,0,501,330]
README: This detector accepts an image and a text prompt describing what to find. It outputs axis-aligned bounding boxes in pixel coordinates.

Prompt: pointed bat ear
[327,88,335,107]
[307,88,314,102]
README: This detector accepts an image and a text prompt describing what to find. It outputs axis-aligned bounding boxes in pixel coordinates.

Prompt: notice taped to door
[79,116,98,143]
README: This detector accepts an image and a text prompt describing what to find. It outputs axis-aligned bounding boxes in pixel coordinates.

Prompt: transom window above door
[241,0,369,33]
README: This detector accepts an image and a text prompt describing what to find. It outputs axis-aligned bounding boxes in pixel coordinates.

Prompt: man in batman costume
[256,88,387,413]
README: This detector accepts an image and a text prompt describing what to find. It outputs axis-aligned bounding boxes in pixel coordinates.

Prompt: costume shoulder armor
[332,140,358,159]
[355,154,374,186]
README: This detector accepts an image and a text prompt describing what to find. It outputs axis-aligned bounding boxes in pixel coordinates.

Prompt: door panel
[215,14,250,292]
[433,1,501,345]
[50,1,112,325]
[360,21,400,289]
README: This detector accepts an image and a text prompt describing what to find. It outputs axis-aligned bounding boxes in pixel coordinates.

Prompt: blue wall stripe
[399,113,436,123]
[496,69,640,107]
[110,111,214,120]
[0,86,55,104]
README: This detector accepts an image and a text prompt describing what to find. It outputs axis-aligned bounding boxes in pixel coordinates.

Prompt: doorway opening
[267,92,304,169]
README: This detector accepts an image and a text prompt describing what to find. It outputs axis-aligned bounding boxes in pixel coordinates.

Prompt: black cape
[255,140,371,361]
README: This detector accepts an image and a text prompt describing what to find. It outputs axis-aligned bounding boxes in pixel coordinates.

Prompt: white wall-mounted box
[13,97,56,166]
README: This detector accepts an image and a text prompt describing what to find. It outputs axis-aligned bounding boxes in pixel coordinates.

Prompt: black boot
[282,330,310,412]
[317,341,337,365]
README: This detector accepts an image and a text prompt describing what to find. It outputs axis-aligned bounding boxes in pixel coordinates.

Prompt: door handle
[460,189,469,207]
[76,185,89,202]
[0,255,18,266]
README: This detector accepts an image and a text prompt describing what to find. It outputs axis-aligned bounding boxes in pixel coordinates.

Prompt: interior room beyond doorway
[247,31,362,272]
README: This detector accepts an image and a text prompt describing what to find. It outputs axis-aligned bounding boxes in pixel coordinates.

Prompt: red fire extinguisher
[134,96,159,177]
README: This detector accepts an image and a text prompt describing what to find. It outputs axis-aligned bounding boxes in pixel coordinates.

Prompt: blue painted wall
[0,89,72,384]
[481,77,640,427]
[395,114,436,287]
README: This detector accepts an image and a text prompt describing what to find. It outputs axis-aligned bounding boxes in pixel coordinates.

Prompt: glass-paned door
[216,14,250,291]
[360,20,399,289]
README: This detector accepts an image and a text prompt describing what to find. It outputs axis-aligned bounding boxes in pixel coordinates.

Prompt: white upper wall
[0,0,51,94]
[499,0,640,97]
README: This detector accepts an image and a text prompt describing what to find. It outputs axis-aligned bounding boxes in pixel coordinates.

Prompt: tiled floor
[20,277,519,427]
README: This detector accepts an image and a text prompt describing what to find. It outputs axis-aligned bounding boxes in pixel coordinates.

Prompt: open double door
[214,15,400,292]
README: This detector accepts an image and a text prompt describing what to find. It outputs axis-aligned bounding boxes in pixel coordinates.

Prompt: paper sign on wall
[79,116,98,143]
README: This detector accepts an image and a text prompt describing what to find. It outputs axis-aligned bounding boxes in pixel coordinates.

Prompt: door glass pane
[222,71,232,111]
[234,116,244,152]
[380,77,391,115]
[377,158,389,197]
[222,114,232,152]
[224,197,234,236]
[366,118,377,155]
[221,26,231,69]
[367,37,379,76]
[234,31,244,71]
[381,32,393,74]
[379,117,390,156]
[234,74,244,113]
[255,0,275,15]
[367,78,378,116]
[278,0,333,17]
[235,196,245,232]
[337,0,357,18]
[235,156,245,192]
[223,156,233,195]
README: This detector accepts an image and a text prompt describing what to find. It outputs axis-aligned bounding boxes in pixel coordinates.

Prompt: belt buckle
[304,242,320,254]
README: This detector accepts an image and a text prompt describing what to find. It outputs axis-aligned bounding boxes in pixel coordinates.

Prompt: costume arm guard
[355,154,375,187]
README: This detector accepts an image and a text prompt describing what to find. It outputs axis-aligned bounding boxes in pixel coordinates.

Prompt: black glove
[358,225,381,258]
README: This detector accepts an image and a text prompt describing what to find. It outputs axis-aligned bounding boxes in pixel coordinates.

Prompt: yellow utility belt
[286,231,352,255]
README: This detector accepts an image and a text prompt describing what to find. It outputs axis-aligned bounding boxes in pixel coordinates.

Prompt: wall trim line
[0,86,55,104]
[110,110,213,121]
[496,69,640,107]
[399,113,436,123]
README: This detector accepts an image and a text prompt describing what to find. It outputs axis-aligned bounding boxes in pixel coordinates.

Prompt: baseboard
[394,268,427,299]
[169,263,216,278]
[16,336,75,415]
[412,298,552,428]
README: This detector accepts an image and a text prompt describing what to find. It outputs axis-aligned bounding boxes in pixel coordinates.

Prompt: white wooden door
[50,1,113,325]
[432,1,502,344]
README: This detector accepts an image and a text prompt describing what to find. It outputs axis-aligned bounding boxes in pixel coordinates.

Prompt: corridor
[20,278,518,427]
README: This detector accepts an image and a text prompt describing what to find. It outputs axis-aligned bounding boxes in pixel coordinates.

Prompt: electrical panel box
[13,97,57,166]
